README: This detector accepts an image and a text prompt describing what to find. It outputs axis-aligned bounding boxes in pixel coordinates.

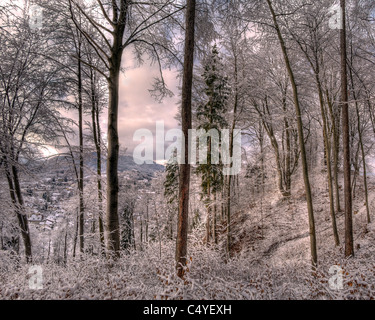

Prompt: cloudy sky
[106,53,181,163]
[49,52,182,164]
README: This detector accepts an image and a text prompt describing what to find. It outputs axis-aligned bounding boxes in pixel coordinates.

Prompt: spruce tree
[196,45,229,243]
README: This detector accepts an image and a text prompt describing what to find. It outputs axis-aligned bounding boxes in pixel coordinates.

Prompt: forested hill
[86,153,165,175]
[31,153,164,179]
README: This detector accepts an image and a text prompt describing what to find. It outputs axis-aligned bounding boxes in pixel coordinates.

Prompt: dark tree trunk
[63,229,68,266]
[104,2,128,259]
[72,208,79,258]
[282,86,292,195]
[226,175,232,255]
[78,47,85,254]
[12,166,32,263]
[146,202,149,242]
[213,193,217,244]
[106,56,122,257]
[4,162,32,263]
[0,222,3,250]
[340,0,354,257]
[90,69,105,255]
[226,63,239,258]
[176,0,196,279]
[326,90,342,213]
[206,145,211,245]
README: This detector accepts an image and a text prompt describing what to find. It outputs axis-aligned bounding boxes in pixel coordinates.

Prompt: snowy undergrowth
[1,223,375,300]
[2,171,375,300]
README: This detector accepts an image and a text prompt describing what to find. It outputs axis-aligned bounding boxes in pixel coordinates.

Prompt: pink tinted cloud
[59,54,181,162]
[115,57,181,161]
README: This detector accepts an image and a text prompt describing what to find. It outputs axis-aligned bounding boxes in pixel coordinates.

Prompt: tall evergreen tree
[196,45,229,244]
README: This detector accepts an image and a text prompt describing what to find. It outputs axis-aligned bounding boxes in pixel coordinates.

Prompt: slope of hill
[31,153,164,180]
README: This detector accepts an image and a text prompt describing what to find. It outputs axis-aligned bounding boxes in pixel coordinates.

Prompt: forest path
[261,232,310,258]
[243,176,375,265]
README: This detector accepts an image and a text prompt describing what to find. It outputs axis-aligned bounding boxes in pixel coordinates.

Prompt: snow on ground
[1,172,375,300]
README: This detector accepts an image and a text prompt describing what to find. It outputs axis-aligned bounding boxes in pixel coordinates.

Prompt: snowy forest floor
[1,172,375,300]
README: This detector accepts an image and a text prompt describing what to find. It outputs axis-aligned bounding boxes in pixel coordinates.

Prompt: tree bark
[206,183,211,244]
[4,162,32,263]
[106,53,122,257]
[226,61,239,258]
[78,43,85,254]
[72,208,79,258]
[340,0,354,257]
[326,90,342,213]
[282,85,292,195]
[316,73,340,246]
[226,174,232,257]
[176,0,196,278]
[213,192,217,244]
[90,69,105,254]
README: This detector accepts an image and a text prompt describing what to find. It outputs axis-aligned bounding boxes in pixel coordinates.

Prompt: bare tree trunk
[226,48,240,258]
[340,0,354,257]
[259,120,265,239]
[47,239,51,264]
[176,0,196,278]
[154,201,162,259]
[351,138,360,199]
[132,212,136,251]
[316,74,340,246]
[206,185,211,244]
[213,192,217,244]
[226,174,232,257]
[356,105,370,223]
[78,44,85,254]
[221,188,225,222]
[282,86,292,195]
[72,208,79,259]
[63,229,68,266]
[104,3,129,259]
[4,162,32,263]
[266,0,317,266]
[106,56,122,257]
[90,69,105,255]
[146,200,149,242]
[140,218,143,250]
[326,90,342,213]
[12,166,32,263]
[0,222,3,250]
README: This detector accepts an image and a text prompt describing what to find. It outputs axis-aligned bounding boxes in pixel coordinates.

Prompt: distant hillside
[86,153,165,178]
[33,152,164,180]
